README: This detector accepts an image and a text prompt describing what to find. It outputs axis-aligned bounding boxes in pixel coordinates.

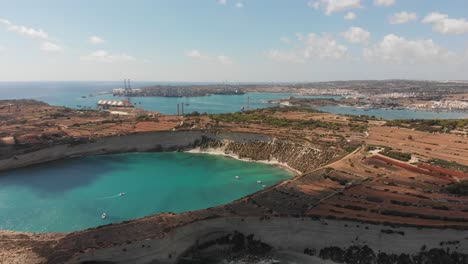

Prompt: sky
[0,0,467,82]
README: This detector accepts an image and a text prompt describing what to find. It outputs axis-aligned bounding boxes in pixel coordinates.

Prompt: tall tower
[123,79,132,105]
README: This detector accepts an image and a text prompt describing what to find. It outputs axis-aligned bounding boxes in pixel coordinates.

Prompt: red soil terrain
[0,100,467,263]
[306,149,468,227]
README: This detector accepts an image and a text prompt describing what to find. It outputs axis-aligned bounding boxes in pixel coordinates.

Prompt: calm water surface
[0,81,465,119]
[0,152,292,232]
[318,106,468,120]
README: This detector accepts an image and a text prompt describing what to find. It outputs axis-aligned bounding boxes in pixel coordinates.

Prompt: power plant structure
[112,79,142,98]
[176,103,185,115]
[98,79,136,109]
[123,79,133,107]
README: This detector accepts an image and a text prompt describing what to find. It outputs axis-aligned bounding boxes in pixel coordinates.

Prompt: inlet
[0,152,293,233]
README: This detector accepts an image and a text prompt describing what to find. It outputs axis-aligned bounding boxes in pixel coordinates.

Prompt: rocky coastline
[0,130,467,264]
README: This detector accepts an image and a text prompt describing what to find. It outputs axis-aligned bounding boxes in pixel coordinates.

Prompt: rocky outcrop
[4,129,464,264]
[0,130,340,175]
[200,139,341,173]
[0,131,272,172]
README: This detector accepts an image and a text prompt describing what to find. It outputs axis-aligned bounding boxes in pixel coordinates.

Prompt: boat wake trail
[96,193,124,200]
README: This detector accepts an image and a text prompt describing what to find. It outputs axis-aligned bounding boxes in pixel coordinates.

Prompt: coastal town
[108,80,468,113]
[1,0,468,263]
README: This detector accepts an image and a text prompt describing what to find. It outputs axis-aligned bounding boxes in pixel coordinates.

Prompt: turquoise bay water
[0,152,292,233]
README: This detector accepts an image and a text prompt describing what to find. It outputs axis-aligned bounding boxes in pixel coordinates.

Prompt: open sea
[1,81,466,119]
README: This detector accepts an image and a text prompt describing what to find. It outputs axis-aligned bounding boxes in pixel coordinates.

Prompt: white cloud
[89,36,105,45]
[185,49,232,64]
[307,1,320,10]
[218,0,228,5]
[280,36,291,44]
[0,18,64,53]
[80,50,137,63]
[341,26,370,44]
[217,55,232,64]
[40,41,63,52]
[364,34,457,64]
[321,0,362,15]
[267,33,349,63]
[295,33,305,41]
[389,12,418,24]
[267,50,303,63]
[235,2,244,8]
[422,12,468,35]
[0,18,48,40]
[186,49,203,59]
[374,0,395,7]
[344,12,357,20]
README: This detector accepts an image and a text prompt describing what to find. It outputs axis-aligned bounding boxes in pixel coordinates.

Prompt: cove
[0,152,293,233]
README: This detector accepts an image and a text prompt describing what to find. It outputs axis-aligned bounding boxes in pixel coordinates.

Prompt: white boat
[235,176,240,179]
[257,180,262,184]
[101,213,107,219]
[118,192,125,196]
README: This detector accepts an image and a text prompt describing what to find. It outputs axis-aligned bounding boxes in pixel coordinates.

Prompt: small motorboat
[262,184,267,188]
[118,192,125,196]
[235,176,240,179]
[101,212,107,219]
[257,180,262,184]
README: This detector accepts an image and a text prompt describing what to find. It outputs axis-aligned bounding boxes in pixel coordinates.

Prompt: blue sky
[0,0,467,82]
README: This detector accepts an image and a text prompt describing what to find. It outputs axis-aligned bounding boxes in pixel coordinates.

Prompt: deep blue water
[0,81,466,119]
[0,81,338,114]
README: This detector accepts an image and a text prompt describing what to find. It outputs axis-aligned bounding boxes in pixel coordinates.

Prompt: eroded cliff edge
[0,130,467,264]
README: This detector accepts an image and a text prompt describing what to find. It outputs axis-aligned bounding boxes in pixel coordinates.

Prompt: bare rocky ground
[0,101,467,263]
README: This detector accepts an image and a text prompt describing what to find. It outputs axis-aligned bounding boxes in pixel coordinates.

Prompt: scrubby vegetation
[184,111,209,117]
[349,123,367,133]
[262,106,322,114]
[386,119,468,133]
[210,110,347,131]
[317,245,468,264]
[428,158,468,173]
[444,181,468,196]
[380,148,412,162]
[136,115,159,122]
[348,115,379,122]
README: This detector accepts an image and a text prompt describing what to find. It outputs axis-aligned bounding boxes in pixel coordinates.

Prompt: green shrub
[380,149,412,162]
[428,158,468,173]
[444,181,468,196]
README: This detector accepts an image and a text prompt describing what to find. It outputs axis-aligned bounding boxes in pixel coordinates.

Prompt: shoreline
[0,130,277,172]
[186,146,302,176]
[1,131,468,262]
